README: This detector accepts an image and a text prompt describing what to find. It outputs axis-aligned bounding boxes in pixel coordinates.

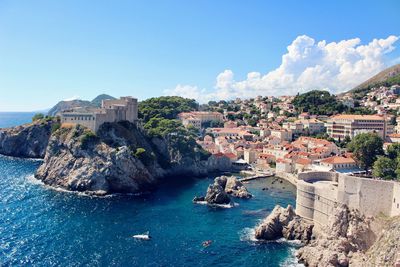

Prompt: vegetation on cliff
[139,96,209,162]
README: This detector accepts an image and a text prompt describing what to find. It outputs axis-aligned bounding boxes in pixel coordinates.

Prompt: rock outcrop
[196,176,252,205]
[34,121,222,195]
[225,176,253,199]
[351,216,400,267]
[0,119,55,158]
[296,204,374,267]
[204,183,231,205]
[35,124,158,195]
[255,205,313,242]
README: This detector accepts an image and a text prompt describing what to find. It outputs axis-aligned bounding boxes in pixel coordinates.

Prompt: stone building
[178,111,224,129]
[61,96,138,133]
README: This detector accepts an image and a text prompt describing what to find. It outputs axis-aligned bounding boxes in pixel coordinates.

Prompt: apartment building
[326,114,393,140]
[178,111,224,129]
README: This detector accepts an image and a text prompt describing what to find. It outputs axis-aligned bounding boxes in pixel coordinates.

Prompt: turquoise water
[0,115,301,266]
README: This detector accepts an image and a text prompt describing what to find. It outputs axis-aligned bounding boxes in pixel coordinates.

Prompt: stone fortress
[295,171,400,229]
[61,96,138,133]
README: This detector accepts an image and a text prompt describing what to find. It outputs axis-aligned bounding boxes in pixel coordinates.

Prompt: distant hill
[344,64,400,98]
[91,94,116,107]
[48,94,116,116]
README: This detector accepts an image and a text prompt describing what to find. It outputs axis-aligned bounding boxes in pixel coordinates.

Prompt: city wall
[295,171,400,227]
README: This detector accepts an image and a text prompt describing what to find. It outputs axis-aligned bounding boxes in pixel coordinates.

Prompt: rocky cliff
[296,204,374,267]
[34,121,219,195]
[352,216,400,267]
[0,119,56,158]
[255,204,377,267]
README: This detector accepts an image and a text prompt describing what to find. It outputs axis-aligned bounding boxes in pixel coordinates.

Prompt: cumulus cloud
[166,35,399,102]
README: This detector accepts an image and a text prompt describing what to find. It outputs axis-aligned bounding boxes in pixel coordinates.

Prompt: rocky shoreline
[253,204,396,267]
[0,120,229,195]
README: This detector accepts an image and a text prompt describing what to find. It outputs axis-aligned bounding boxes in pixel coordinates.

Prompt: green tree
[292,90,346,115]
[372,156,396,180]
[347,133,384,171]
[138,96,198,122]
[387,143,400,160]
[32,113,44,121]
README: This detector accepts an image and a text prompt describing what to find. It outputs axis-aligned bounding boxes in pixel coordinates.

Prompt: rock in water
[255,205,297,240]
[282,216,314,242]
[204,184,231,205]
[224,176,252,199]
[197,175,252,205]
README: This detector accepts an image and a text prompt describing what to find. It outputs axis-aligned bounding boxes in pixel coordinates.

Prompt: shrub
[81,131,98,149]
[32,113,44,122]
[51,123,61,133]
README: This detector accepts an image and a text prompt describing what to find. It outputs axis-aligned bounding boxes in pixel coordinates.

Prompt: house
[318,156,357,172]
[178,111,224,129]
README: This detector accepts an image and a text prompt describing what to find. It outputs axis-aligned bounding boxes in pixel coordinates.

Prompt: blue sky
[0,0,399,111]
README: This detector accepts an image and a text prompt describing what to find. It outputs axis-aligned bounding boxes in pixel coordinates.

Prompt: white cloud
[166,35,399,103]
[63,95,80,101]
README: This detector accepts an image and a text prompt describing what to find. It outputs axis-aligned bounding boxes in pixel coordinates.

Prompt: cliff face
[353,216,400,267]
[35,125,157,194]
[0,119,55,158]
[34,122,218,195]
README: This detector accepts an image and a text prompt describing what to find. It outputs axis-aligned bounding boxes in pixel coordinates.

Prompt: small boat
[202,240,212,247]
[132,231,151,240]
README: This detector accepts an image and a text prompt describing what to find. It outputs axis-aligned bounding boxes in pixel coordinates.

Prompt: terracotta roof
[295,158,312,165]
[330,114,385,121]
[321,156,355,164]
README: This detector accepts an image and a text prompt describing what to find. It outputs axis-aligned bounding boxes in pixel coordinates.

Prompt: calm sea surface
[0,114,301,267]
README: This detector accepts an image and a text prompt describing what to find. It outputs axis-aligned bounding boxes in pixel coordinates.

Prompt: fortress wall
[313,183,338,226]
[298,171,338,183]
[391,182,400,216]
[296,180,316,221]
[296,171,398,227]
[62,115,97,133]
[337,175,394,217]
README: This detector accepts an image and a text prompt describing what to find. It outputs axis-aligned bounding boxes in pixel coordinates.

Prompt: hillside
[47,94,116,116]
[91,94,115,107]
[346,64,400,98]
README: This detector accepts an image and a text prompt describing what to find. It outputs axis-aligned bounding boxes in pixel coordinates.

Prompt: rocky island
[194,175,252,205]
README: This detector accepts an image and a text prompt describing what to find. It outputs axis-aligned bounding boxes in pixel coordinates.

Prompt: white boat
[132,231,151,240]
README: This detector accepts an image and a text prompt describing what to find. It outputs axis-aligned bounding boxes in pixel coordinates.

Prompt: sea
[0,112,302,267]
